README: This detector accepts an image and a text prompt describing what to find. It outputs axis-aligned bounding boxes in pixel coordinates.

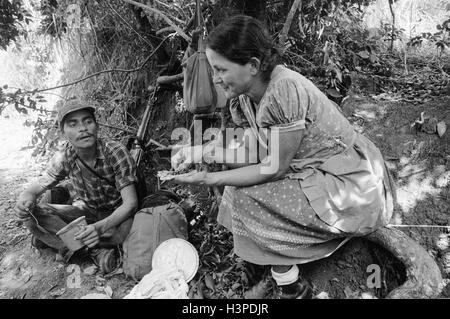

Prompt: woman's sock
[271,265,299,286]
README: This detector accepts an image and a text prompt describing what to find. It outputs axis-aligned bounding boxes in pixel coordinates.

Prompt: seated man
[14,99,139,274]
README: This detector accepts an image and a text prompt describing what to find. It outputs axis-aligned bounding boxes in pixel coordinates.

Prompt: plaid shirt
[38,138,137,213]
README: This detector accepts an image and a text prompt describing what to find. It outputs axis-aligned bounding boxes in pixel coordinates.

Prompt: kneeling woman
[172,15,395,299]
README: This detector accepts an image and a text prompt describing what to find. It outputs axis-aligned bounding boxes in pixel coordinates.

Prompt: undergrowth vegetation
[0,0,449,298]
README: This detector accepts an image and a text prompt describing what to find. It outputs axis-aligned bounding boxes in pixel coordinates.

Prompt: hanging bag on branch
[182,0,226,114]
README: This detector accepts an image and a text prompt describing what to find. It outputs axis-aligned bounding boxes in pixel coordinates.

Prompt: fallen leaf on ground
[204,273,215,292]
[243,280,268,299]
[49,288,66,297]
[360,291,377,299]
[437,121,447,137]
[104,285,113,298]
[104,267,123,278]
[194,281,204,299]
[83,265,98,275]
[231,282,241,290]
[95,275,106,286]
[344,286,360,299]
[315,291,330,299]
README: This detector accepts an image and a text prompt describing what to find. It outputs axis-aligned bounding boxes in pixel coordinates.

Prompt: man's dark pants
[25,186,132,252]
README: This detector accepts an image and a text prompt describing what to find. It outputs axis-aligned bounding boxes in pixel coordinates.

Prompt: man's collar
[66,137,105,160]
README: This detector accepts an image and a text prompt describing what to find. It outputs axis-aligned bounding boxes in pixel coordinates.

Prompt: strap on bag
[75,153,149,207]
[194,0,206,51]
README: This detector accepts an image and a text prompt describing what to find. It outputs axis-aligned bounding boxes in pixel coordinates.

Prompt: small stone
[435,234,450,252]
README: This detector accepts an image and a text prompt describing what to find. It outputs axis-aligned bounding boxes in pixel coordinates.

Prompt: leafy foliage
[0,0,32,50]
[38,0,67,37]
[1,0,449,299]
[408,18,450,53]
[272,1,385,101]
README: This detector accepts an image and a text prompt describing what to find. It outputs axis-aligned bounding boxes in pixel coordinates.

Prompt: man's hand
[14,184,46,220]
[74,224,99,248]
[14,196,35,219]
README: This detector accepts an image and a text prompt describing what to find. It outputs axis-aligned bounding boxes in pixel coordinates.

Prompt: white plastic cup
[56,216,87,251]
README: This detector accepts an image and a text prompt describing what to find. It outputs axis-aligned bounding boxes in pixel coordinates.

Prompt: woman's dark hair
[206,15,280,82]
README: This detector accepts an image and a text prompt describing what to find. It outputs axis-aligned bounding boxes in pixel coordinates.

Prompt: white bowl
[152,238,199,282]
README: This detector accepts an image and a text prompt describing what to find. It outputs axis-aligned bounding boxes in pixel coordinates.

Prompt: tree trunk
[366,226,443,298]
[388,0,395,51]
[279,0,302,48]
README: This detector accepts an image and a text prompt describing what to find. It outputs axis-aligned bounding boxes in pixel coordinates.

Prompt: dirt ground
[1,94,450,299]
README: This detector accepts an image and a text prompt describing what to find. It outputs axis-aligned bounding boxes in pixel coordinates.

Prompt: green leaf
[327,88,342,99]
[369,54,379,64]
[14,103,28,114]
[357,50,370,59]
[231,282,241,290]
[334,68,342,82]
[204,273,215,292]
[437,121,447,138]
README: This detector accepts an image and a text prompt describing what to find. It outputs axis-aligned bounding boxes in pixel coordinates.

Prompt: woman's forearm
[205,163,279,187]
[208,145,259,169]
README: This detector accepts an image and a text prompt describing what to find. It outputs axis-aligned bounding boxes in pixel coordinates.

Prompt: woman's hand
[201,141,218,164]
[172,170,208,185]
[171,143,217,171]
[74,224,100,248]
[171,145,201,171]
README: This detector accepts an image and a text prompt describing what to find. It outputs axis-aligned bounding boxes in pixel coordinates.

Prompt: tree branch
[156,73,184,85]
[156,26,175,36]
[121,0,190,42]
[279,0,302,49]
[5,101,55,115]
[151,0,186,25]
[22,36,170,94]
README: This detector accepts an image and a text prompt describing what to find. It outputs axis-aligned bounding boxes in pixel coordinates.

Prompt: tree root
[366,226,443,298]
